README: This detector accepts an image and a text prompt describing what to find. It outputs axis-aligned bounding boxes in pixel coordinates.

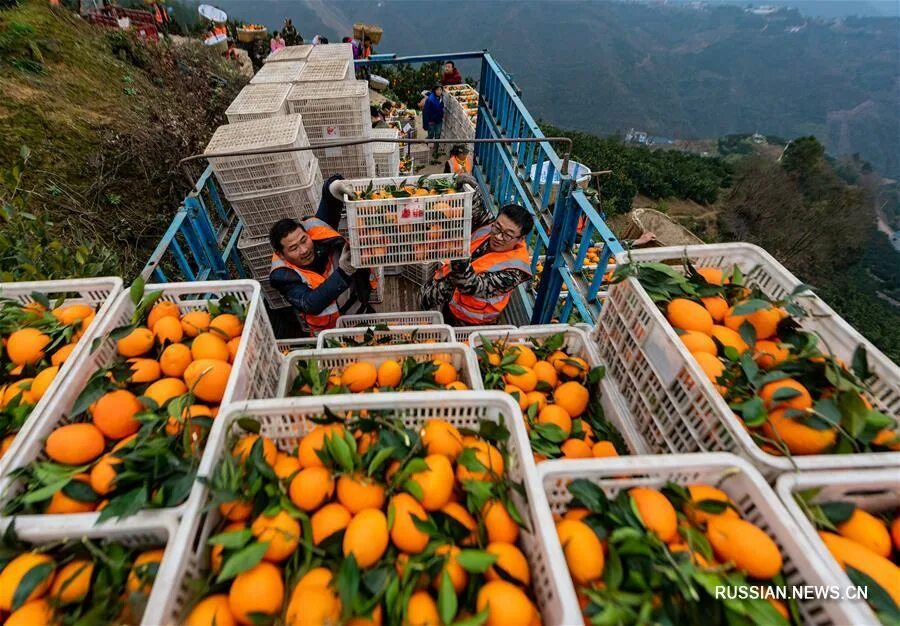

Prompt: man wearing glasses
[421,174,534,326]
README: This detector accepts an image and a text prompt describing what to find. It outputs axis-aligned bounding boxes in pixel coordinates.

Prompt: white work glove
[338,244,356,275]
[454,173,477,190]
[328,179,355,200]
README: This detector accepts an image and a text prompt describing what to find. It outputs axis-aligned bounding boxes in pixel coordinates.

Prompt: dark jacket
[441,68,462,85]
[422,92,444,128]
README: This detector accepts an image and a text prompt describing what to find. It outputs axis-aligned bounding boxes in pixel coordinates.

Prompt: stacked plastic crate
[206,114,321,309]
[443,84,477,149]
[263,44,313,64]
[371,127,400,176]
[286,79,375,180]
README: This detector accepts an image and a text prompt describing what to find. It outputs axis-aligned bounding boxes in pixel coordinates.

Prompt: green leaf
[846,566,900,618]
[11,561,55,610]
[455,550,497,573]
[236,418,260,434]
[451,607,489,626]
[851,346,870,381]
[533,422,567,444]
[603,543,623,590]
[216,541,268,583]
[567,478,609,513]
[438,570,458,625]
[818,501,855,526]
[208,528,253,549]
[731,299,771,315]
[336,553,361,614]
[367,447,395,477]
[129,277,145,305]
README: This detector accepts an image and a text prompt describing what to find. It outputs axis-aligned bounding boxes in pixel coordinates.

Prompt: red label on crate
[398,199,425,224]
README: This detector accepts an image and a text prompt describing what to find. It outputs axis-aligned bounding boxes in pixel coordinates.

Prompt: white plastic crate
[163,392,566,625]
[336,310,444,327]
[343,175,474,267]
[776,469,899,626]
[0,281,280,519]
[307,42,353,60]
[533,453,846,626]
[316,323,456,349]
[400,261,438,286]
[314,144,376,180]
[0,278,123,473]
[277,337,317,353]
[454,324,516,344]
[264,44,312,63]
[205,115,317,197]
[372,127,401,177]
[0,512,181,626]
[258,277,291,310]
[296,58,351,82]
[279,342,482,395]
[249,60,305,84]
[286,80,370,143]
[225,83,291,123]
[470,325,650,455]
[228,158,323,239]
[595,243,900,477]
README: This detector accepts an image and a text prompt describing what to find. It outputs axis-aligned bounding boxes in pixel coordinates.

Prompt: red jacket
[441,68,462,85]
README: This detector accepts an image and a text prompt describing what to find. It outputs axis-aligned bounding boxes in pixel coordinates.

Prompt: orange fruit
[701,296,729,322]
[692,352,726,391]
[146,301,181,329]
[183,359,232,403]
[159,343,193,378]
[696,267,724,285]
[406,590,440,626]
[337,473,385,513]
[819,531,900,607]
[53,303,95,325]
[754,340,789,369]
[219,500,252,522]
[389,493,430,554]
[295,567,333,590]
[1,379,35,407]
[209,313,243,340]
[0,434,15,458]
[547,350,568,370]
[46,423,105,465]
[152,316,184,345]
[5,600,53,626]
[191,332,230,362]
[445,380,468,391]
[537,404,572,437]
[90,452,121,495]
[456,438,503,482]
[50,343,76,366]
[90,389,143,440]
[185,594,236,626]
[49,559,93,604]
[227,561,283,624]
[759,378,812,411]
[560,438,592,459]
[629,487,678,542]
[684,484,738,524]
[504,384,529,410]
[311,502,352,545]
[297,424,344,468]
[433,544,467,593]
[679,330,717,355]
[421,419,464,461]
[707,517,782,579]
[504,367,537,392]
[482,500,519,544]
[891,516,900,554]
[285,584,341,626]
[226,337,240,363]
[377,360,402,388]
[557,355,589,380]
[724,303,781,340]
[553,381,589,418]
[476,580,537,626]
[273,453,301,481]
[343,508,389,568]
[341,361,378,392]
[532,360,558,388]
[181,310,211,338]
[837,508,891,558]
[6,328,51,365]
[127,358,161,384]
[485,542,530,585]
[251,509,301,562]
[556,519,604,584]
[432,359,458,386]
[30,365,59,401]
[144,377,188,408]
[0,553,55,610]
[409,454,455,510]
[667,298,713,335]
[710,325,749,355]
[761,409,837,455]
[289,466,334,511]
[440,502,477,544]
[116,327,154,358]
[592,440,619,458]
[126,548,164,593]
[232,434,277,466]
[524,390,547,411]
[508,344,537,368]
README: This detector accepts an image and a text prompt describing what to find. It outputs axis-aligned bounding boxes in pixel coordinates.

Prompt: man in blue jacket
[421,84,444,163]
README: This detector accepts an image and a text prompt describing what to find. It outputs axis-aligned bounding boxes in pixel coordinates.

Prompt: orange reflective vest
[448,155,473,175]
[270,218,377,334]
[434,225,532,325]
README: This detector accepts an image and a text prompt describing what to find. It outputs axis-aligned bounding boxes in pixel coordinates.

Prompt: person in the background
[381,101,395,119]
[444,145,473,174]
[370,106,388,129]
[311,33,322,45]
[225,38,238,61]
[361,37,372,58]
[269,177,375,335]
[282,18,300,45]
[421,84,444,163]
[270,31,285,53]
[421,174,534,326]
[344,36,361,59]
[441,61,462,86]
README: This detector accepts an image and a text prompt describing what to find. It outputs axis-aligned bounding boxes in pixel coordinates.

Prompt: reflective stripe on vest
[434,225,532,325]
[449,154,473,175]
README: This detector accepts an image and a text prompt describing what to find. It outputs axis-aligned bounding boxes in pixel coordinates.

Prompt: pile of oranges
[0,537,163,625]
[0,298,97,459]
[802,497,900,615]
[289,356,470,396]
[474,333,628,462]
[555,478,797,625]
[629,262,898,457]
[183,410,542,626]
[4,290,248,519]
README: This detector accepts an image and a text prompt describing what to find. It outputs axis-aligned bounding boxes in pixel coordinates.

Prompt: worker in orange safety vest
[269,177,376,335]
[444,145,473,175]
[421,174,534,326]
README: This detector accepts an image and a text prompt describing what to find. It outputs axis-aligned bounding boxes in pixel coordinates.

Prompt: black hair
[449,144,468,157]
[432,83,443,92]
[269,218,304,252]
[273,30,279,37]
[342,36,352,43]
[445,60,456,69]
[319,37,329,44]
[370,105,383,119]
[380,101,393,111]
[499,204,534,238]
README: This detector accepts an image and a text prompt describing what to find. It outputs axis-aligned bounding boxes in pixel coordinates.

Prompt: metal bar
[531,177,573,323]
[559,266,592,322]
[355,51,485,66]
[184,195,229,280]
[205,177,230,224]
[141,210,188,280]
[152,266,167,283]
[169,237,197,281]
[574,221,595,270]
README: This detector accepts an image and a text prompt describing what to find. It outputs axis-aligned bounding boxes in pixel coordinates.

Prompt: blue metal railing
[142,50,623,324]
